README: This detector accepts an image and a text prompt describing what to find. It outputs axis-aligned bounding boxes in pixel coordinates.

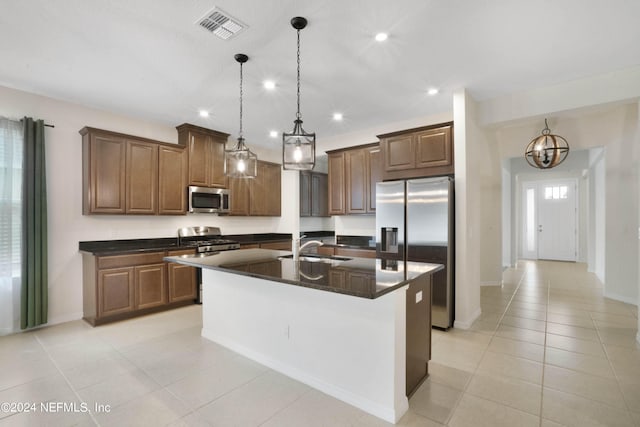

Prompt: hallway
[412,260,640,426]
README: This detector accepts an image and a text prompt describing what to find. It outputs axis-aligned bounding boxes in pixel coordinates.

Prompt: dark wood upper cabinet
[228,176,250,216]
[83,132,127,214]
[250,161,282,216]
[366,145,382,213]
[328,152,346,215]
[300,171,329,217]
[158,145,188,215]
[177,123,228,188]
[300,171,312,217]
[126,140,158,214]
[379,122,453,180]
[327,143,381,216]
[81,127,188,215]
[345,149,367,214]
[229,161,281,217]
[311,172,329,217]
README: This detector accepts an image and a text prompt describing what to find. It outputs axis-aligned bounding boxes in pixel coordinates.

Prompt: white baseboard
[45,312,84,328]
[453,307,482,330]
[202,328,408,424]
[603,291,638,307]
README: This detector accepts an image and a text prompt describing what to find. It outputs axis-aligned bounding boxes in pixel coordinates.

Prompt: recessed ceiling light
[375,33,388,42]
[263,80,276,90]
[332,113,343,121]
[199,110,210,117]
[269,130,278,138]
[427,88,439,96]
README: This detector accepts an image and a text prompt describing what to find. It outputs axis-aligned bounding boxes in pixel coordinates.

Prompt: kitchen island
[164,249,442,423]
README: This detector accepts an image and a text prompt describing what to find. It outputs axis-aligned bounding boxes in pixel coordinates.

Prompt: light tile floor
[0,260,638,426]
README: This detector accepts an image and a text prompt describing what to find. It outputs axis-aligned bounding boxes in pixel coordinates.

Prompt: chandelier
[282,16,315,170]
[224,53,258,178]
[525,119,569,169]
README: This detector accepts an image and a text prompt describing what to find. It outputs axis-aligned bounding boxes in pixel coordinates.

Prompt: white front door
[521,179,578,262]
[537,180,577,261]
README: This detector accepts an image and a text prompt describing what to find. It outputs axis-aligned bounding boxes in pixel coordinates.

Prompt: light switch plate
[416,291,423,303]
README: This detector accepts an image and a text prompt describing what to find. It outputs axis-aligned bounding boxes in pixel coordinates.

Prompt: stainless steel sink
[277,254,351,263]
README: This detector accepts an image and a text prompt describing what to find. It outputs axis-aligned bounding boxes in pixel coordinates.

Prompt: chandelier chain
[296,28,301,120]
[239,61,243,139]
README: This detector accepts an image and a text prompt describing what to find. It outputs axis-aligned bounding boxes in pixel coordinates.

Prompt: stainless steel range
[177,226,240,303]
[178,226,240,254]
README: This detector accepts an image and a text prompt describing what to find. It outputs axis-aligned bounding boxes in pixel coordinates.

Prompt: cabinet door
[187,131,211,187]
[228,176,250,215]
[300,171,311,217]
[345,148,367,214]
[328,152,345,215]
[415,125,453,169]
[260,241,291,250]
[249,161,281,216]
[126,140,158,214]
[158,145,187,215]
[98,267,135,318]
[87,134,126,214]
[366,146,382,213]
[347,272,374,293]
[167,264,196,302]
[135,263,167,310]
[383,134,415,172]
[311,173,329,217]
[209,136,228,188]
[264,162,282,216]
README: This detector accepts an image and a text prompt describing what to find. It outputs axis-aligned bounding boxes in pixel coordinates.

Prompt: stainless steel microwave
[188,186,230,214]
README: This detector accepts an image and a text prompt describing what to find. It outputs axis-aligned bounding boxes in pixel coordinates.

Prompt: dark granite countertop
[79,233,293,255]
[78,238,187,255]
[164,248,443,299]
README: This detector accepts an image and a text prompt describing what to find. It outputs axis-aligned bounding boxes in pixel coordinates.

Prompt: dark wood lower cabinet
[98,267,135,318]
[83,249,195,326]
[135,263,167,309]
[167,249,197,303]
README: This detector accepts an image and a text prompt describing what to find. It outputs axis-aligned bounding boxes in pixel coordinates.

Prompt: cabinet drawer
[98,252,165,269]
[334,247,376,259]
[168,249,196,257]
[260,241,291,250]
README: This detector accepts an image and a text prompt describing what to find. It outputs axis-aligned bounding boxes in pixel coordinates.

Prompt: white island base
[201,268,409,424]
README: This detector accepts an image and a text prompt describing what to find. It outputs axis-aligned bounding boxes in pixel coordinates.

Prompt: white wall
[0,84,296,326]
[452,89,482,328]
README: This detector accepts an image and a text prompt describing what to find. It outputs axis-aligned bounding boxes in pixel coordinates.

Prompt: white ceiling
[1,0,639,149]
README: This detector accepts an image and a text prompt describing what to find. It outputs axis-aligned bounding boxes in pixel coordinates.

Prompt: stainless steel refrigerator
[376,177,454,329]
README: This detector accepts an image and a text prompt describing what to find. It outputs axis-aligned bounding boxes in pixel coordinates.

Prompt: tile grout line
[538,276,551,427]
[32,333,101,427]
[441,263,529,425]
[590,303,636,422]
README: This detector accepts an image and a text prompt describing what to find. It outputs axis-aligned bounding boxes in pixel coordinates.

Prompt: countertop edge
[164,251,442,300]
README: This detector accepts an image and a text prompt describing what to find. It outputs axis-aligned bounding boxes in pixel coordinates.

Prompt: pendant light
[282,16,315,170]
[225,53,258,178]
[525,119,570,169]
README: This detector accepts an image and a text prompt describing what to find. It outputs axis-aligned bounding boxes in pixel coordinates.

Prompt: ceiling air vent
[196,7,247,40]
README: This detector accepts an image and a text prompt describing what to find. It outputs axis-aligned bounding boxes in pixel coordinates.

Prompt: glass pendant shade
[225,53,258,178]
[282,16,315,171]
[283,119,315,170]
[524,119,569,169]
[225,137,258,178]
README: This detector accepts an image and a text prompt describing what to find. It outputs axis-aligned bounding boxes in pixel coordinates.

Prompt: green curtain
[21,117,48,329]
